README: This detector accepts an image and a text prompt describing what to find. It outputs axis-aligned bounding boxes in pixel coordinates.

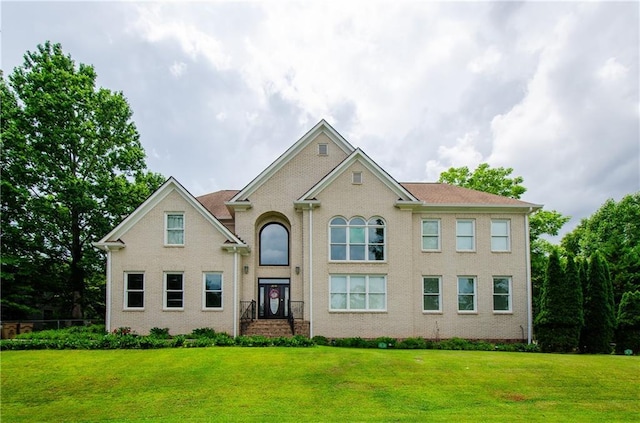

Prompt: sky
[2,1,639,239]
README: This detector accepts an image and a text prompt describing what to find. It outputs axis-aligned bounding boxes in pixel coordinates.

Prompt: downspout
[105,249,112,333]
[525,208,533,344]
[233,248,239,338]
[309,205,314,339]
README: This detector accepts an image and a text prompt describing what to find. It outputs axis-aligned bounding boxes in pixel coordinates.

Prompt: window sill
[491,250,512,254]
[164,244,185,248]
[123,308,145,312]
[456,250,476,253]
[202,308,224,312]
[328,260,388,264]
[162,308,184,312]
[421,250,441,253]
[457,311,478,315]
[493,311,513,315]
[422,311,442,314]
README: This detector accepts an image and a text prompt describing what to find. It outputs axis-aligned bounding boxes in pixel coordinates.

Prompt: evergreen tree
[534,249,582,352]
[614,291,640,354]
[581,252,616,353]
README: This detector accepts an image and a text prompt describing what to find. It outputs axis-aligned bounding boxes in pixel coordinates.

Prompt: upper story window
[456,219,475,251]
[330,217,385,261]
[165,213,185,245]
[491,220,511,252]
[421,219,441,251]
[260,223,289,266]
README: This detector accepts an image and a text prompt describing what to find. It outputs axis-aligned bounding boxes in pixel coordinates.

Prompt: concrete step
[243,320,293,337]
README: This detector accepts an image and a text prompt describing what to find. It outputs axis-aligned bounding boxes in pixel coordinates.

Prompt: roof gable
[229,120,355,202]
[298,148,420,203]
[95,177,245,248]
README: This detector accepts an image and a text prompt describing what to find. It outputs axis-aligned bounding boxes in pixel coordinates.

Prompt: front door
[258,279,289,319]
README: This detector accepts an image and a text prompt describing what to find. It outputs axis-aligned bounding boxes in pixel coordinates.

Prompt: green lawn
[1,347,638,422]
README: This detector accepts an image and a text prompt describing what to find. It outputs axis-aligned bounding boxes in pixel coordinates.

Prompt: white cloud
[169,61,187,78]
[467,46,502,74]
[425,131,484,180]
[597,57,629,82]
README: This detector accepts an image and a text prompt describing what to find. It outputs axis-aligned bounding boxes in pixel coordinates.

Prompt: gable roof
[94,177,246,250]
[297,148,420,203]
[401,183,542,210]
[229,119,355,203]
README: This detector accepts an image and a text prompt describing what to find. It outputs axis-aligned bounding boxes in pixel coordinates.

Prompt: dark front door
[258,279,289,319]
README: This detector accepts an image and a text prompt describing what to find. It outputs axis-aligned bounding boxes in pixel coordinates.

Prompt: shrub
[615,291,640,355]
[191,327,217,339]
[149,327,171,339]
[396,337,427,349]
[312,335,329,346]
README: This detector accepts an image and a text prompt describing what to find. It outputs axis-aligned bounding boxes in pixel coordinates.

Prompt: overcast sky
[2,1,638,238]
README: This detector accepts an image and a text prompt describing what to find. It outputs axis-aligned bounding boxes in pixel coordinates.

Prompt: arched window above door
[259,223,289,266]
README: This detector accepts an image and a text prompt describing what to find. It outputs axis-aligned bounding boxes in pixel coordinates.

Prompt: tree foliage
[535,250,583,352]
[438,163,527,199]
[614,290,640,354]
[1,41,164,320]
[580,252,616,353]
[562,193,640,304]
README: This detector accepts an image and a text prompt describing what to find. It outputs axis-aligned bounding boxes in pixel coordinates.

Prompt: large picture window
[260,223,289,266]
[330,275,386,311]
[457,276,477,312]
[422,276,442,312]
[166,213,185,245]
[330,217,385,261]
[164,273,184,309]
[203,273,223,309]
[125,273,144,309]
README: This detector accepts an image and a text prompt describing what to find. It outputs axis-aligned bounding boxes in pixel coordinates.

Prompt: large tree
[562,193,640,304]
[581,252,616,353]
[1,42,164,320]
[534,251,583,352]
[438,163,570,318]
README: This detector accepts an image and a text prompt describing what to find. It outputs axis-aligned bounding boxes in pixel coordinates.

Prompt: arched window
[260,223,289,266]
[330,216,385,261]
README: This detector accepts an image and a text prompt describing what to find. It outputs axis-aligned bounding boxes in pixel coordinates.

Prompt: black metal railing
[239,300,256,335]
[287,301,304,335]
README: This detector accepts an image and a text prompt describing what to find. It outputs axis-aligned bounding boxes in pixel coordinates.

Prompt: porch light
[295,266,300,275]
[243,265,249,274]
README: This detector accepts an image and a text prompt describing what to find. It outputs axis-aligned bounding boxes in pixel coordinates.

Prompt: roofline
[230,119,355,202]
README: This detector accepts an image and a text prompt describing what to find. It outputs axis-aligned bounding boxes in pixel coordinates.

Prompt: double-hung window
[203,273,223,309]
[330,217,385,261]
[457,276,477,312]
[164,273,184,309]
[422,276,442,312]
[422,219,441,251]
[330,275,386,311]
[491,220,511,252]
[166,213,185,245]
[493,277,512,312]
[124,273,144,309]
[456,220,475,251]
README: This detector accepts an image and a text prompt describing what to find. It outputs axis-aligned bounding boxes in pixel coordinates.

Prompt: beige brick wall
[109,190,237,335]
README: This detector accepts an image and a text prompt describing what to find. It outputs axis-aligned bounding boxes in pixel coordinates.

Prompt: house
[94,120,541,342]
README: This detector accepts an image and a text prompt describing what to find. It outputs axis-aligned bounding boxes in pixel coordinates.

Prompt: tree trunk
[70,210,84,319]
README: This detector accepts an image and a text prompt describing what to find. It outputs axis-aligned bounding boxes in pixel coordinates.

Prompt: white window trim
[422,276,442,313]
[457,276,477,313]
[456,219,476,252]
[421,219,441,252]
[491,219,511,252]
[165,212,185,246]
[329,216,386,262]
[329,274,387,312]
[164,272,184,311]
[202,272,223,311]
[124,272,145,310]
[493,276,513,313]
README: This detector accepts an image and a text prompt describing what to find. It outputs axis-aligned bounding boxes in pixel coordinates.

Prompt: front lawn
[1,348,638,422]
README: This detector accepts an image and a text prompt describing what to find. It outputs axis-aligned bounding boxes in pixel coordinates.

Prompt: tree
[1,42,164,320]
[534,250,583,352]
[438,163,527,199]
[615,291,640,355]
[581,252,616,353]
[562,193,640,305]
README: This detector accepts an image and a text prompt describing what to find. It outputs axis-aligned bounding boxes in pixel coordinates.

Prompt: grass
[1,347,638,422]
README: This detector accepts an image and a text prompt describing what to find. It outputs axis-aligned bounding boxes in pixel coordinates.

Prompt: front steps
[241,319,311,338]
